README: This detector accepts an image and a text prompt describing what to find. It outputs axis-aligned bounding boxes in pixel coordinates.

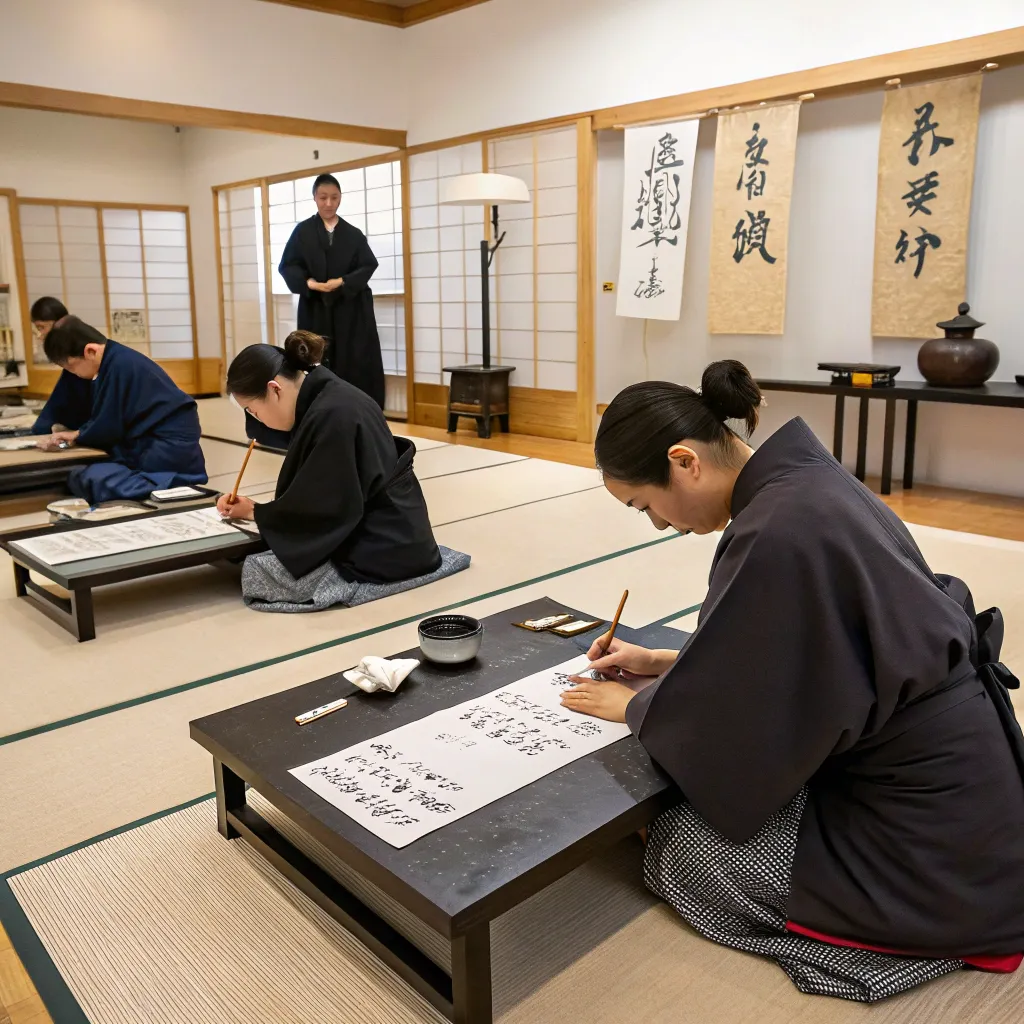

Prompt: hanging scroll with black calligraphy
[616,120,699,320]
[707,101,801,335]
[871,75,981,339]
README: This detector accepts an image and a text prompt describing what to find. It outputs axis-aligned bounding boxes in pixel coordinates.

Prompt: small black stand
[445,209,516,439]
[444,364,514,438]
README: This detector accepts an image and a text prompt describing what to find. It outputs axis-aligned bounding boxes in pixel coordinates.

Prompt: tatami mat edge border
[0,533,684,748]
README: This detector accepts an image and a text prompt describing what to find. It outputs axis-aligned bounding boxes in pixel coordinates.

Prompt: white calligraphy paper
[12,508,243,565]
[616,120,699,321]
[290,655,631,847]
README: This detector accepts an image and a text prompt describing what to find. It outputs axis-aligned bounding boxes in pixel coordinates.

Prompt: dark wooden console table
[757,379,1024,495]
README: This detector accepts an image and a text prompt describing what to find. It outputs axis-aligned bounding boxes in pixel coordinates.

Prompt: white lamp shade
[439,172,530,207]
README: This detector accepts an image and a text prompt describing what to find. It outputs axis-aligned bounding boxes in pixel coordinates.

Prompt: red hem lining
[785,921,1022,974]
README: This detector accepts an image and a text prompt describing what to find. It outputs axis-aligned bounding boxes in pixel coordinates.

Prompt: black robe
[627,417,1024,957]
[278,215,385,409]
[253,366,440,584]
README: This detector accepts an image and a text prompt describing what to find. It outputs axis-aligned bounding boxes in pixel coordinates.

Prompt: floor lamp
[438,172,530,437]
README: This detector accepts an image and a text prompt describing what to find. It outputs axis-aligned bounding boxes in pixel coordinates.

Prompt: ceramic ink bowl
[417,614,483,665]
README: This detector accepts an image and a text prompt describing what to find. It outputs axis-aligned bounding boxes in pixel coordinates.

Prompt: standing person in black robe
[216,332,441,608]
[561,360,1024,1002]
[277,173,385,409]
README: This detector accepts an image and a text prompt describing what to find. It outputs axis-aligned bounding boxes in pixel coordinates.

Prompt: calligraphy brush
[588,589,629,681]
[227,439,256,506]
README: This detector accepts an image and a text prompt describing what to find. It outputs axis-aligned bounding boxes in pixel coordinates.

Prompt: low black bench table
[1,503,263,641]
[758,378,1024,495]
[190,598,684,1024]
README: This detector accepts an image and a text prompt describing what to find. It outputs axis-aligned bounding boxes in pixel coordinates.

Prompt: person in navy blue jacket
[35,316,207,502]
[29,297,93,434]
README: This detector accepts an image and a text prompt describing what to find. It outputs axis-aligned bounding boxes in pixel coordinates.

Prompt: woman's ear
[267,380,282,399]
[667,444,700,478]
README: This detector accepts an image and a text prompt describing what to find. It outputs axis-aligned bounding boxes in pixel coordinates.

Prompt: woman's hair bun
[282,330,326,371]
[699,359,762,436]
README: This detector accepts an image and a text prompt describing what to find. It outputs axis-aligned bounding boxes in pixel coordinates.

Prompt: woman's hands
[306,278,344,293]
[216,494,256,520]
[559,678,635,723]
[558,639,680,723]
[582,638,679,681]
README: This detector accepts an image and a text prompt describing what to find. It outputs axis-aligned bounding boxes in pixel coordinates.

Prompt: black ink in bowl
[417,614,483,665]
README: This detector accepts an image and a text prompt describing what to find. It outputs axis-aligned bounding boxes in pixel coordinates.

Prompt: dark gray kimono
[278,215,385,409]
[627,417,1024,958]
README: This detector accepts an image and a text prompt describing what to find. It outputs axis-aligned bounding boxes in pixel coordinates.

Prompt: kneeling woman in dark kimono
[562,360,1024,1002]
[35,316,207,502]
[217,332,453,612]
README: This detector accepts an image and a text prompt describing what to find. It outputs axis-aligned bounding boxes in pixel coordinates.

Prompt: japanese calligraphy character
[902,102,954,166]
[895,227,942,278]
[631,142,683,247]
[732,210,777,265]
[742,122,770,168]
[902,170,940,217]
[655,132,686,169]
[634,256,666,299]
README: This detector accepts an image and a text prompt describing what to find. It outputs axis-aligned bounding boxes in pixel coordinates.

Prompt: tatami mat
[0,482,695,740]
[8,792,1023,1024]
[0,534,716,872]
[196,395,448,450]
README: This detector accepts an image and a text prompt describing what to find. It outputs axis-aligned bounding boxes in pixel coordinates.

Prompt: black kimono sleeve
[253,422,387,579]
[278,224,312,297]
[339,233,378,298]
[626,508,973,843]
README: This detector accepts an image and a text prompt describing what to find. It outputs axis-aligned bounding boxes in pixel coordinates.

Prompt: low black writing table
[190,598,686,1024]
[1,504,263,641]
[758,379,1024,495]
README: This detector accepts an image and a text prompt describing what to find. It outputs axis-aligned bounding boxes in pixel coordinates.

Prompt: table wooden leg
[13,561,28,597]
[451,922,492,1024]
[214,760,246,840]
[881,398,896,496]
[833,394,845,463]
[855,397,869,482]
[903,399,918,490]
[71,587,96,643]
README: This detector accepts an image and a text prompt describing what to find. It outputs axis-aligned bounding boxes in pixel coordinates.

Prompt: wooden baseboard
[23,357,224,398]
[413,382,578,440]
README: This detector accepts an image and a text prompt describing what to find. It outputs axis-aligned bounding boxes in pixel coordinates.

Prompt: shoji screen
[103,208,194,359]
[19,203,106,364]
[218,187,265,362]
[487,126,578,391]
[19,201,195,366]
[408,143,485,385]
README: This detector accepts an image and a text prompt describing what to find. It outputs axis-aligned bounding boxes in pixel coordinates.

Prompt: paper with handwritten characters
[289,655,630,847]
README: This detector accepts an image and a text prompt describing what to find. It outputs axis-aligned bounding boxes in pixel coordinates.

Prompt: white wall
[595,64,1024,496]
[180,129,394,361]
[1,0,408,129]
[0,108,186,204]
[405,0,1024,143]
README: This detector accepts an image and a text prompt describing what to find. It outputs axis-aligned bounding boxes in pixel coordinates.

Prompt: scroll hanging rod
[611,93,814,131]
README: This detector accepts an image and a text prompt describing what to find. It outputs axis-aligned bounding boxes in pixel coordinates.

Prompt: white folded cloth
[343,656,420,694]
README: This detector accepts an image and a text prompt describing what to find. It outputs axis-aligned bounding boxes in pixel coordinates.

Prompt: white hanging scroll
[616,121,699,321]
[290,655,632,848]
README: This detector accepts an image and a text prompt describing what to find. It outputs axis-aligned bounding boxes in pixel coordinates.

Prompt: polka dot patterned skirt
[644,789,963,1002]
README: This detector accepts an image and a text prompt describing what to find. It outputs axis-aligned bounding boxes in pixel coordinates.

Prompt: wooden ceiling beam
[0,81,406,148]
[255,0,491,28]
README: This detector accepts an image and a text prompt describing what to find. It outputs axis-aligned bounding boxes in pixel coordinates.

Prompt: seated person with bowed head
[29,297,92,435]
[562,360,1024,1002]
[217,332,445,610]
[33,316,207,502]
